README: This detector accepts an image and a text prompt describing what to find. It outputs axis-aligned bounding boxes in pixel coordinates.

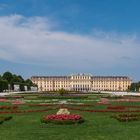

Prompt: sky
[0,0,140,81]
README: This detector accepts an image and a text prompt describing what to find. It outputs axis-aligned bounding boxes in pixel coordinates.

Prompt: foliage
[19,83,25,91]
[129,82,140,92]
[25,79,33,85]
[58,88,68,96]
[0,71,37,92]
[0,80,8,92]
[2,71,13,83]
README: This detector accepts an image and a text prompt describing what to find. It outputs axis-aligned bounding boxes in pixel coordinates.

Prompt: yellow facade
[31,74,132,92]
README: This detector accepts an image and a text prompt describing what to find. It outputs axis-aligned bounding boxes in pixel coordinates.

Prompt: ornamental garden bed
[41,114,84,124]
[110,98,140,102]
[0,108,57,114]
[107,105,140,110]
[41,108,84,125]
[0,105,18,110]
[1,94,140,140]
[111,113,140,122]
[29,103,95,107]
[4,95,24,99]
[39,94,88,99]
[107,106,126,110]
[2,99,140,115]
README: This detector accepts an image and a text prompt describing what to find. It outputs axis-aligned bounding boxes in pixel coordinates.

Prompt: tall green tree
[0,80,8,92]
[2,71,13,83]
[25,79,33,85]
[19,83,25,91]
[1,71,37,91]
[129,82,140,92]
[17,75,24,83]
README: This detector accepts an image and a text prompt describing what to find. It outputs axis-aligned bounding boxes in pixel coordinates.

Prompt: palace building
[31,73,132,92]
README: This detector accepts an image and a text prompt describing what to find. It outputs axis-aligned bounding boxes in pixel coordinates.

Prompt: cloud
[0,14,139,70]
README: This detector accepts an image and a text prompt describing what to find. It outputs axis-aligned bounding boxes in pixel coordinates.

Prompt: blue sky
[0,0,140,81]
[1,0,140,33]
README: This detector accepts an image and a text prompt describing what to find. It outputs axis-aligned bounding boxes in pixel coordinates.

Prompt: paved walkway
[1,91,140,96]
[0,91,38,96]
[95,91,140,96]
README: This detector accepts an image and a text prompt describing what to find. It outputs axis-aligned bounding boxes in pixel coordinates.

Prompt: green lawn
[0,94,140,140]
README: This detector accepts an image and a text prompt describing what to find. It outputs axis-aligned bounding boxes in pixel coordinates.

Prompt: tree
[129,82,140,92]
[19,83,25,91]
[17,75,24,83]
[1,71,37,91]
[12,75,22,82]
[0,80,8,92]
[10,75,23,90]
[2,71,13,83]
[58,88,67,96]
[25,79,35,91]
[25,79,33,85]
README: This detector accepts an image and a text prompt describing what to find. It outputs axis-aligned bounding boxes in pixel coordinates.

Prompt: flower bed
[41,114,84,124]
[28,103,95,107]
[110,98,140,102]
[97,101,110,105]
[4,106,140,114]
[126,106,140,109]
[0,105,18,110]
[111,113,140,122]
[107,106,126,110]
[0,98,7,102]
[0,108,57,114]
[107,106,140,110]
[4,96,24,99]
[64,107,140,113]
[29,104,57,107]
[12,100,25,105]
[39,94,88,99]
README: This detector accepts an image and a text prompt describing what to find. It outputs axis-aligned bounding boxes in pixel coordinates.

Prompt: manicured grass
[0,94,140,140]
[1,111,140,140]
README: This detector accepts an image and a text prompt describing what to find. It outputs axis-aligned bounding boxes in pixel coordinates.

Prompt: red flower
[44,114,81,121]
